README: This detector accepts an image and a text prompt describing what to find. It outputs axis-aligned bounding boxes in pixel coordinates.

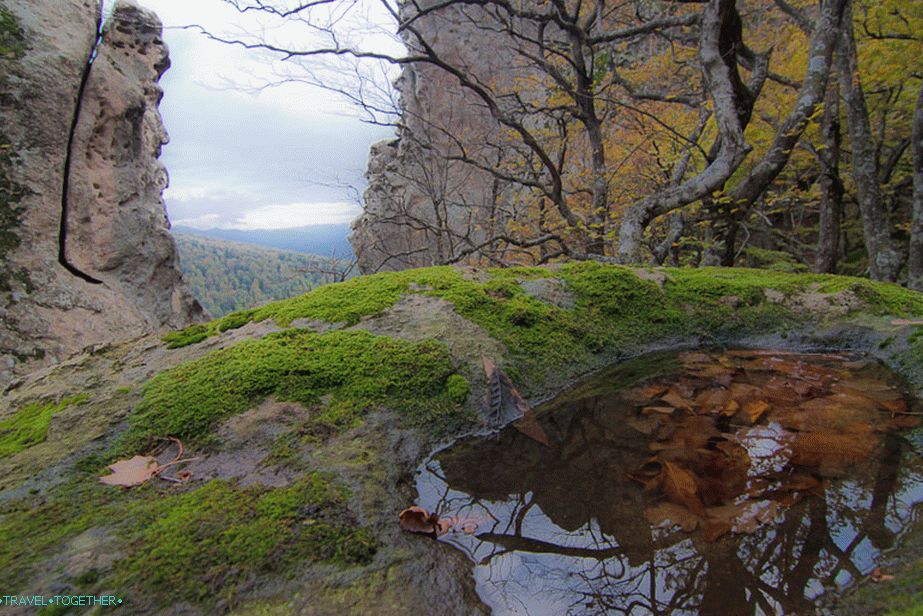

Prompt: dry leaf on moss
[98,455,159,487]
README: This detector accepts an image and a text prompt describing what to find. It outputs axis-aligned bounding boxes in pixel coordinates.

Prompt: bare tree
[205,0,861,270]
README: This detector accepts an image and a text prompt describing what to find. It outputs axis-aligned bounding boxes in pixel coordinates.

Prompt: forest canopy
[207,0,923,287]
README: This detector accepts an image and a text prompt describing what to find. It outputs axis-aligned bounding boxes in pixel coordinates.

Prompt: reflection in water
[416,352,923,615]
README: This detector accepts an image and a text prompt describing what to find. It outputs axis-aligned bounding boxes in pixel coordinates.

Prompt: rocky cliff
[350,2,521,273]
[0,0,204,386]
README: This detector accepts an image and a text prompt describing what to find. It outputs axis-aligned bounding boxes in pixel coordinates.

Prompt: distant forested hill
[173,233,349,317]
[171,224,353,258]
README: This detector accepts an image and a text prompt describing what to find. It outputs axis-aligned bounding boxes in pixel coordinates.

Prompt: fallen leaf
[99,456,159,487]
[882,398,908,416]
[890,319,923,326]
[644,502,700,532]
[399,506,439,535]
[660,388,695,412]
[740,400,770,424]
[642,406,676,416]
[870,567,895,582]
[661,461,705,515]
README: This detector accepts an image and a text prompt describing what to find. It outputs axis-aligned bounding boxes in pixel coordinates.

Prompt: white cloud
[236,202,362,229]
[171,213,222,229]
[173,202,361,230]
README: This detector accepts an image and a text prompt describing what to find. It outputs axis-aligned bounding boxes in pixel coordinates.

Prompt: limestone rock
[350,1,524,273]
[0,0,204,387]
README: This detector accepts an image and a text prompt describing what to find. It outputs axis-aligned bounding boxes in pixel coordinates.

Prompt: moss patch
[161,264,923,395]
[0,394,89,458]
[0,472,377,609]
[0,6,25,58]
[124,329,470,452]
[118,476,377,604]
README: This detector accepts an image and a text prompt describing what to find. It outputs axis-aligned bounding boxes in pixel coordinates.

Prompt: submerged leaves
[624,350,918,541]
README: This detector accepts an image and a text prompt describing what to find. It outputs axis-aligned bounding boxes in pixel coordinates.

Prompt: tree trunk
[837,1,901,281]
[617,0,845,263]
[814,78,844,274]
[909,78,923,290]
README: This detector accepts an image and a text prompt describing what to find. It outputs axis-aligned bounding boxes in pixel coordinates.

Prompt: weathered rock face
[350,2,520,273]
[0,0,204,386]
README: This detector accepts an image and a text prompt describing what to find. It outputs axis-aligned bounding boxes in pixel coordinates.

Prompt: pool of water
[415,350,923,615]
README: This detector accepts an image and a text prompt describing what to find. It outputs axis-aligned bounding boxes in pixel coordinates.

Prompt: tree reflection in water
[415,353,923,615]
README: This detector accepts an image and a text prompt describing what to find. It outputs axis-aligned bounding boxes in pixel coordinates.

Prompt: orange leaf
[741,400,769,424]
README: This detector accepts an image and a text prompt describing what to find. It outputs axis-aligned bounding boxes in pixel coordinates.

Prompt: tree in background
[208,0,922,283]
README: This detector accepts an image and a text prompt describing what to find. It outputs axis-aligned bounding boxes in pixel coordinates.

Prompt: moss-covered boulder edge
[1,264,921,615]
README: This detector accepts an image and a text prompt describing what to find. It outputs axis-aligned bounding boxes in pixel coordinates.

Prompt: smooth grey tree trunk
[814,78,844,274]
[837,1,902,281]
[909,79,923,290]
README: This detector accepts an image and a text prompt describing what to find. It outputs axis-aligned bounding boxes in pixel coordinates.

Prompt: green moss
[0,394,89,458]
[0,6,25,58]
[0,472,377,608]
[160,264,922,398]
[118,476,377,604]
[123,329,469,452]
[743,246,809,273]
[446,374,470,404]
[163,323,208,348]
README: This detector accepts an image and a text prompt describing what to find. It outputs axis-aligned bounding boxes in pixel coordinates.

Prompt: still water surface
[416,350,923,615]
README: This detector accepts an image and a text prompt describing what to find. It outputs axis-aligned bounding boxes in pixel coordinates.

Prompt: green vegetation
[0,7,25,58]
[127,329,469,452]
[743,246,810,273]
[173,233,343,317]
[0,394,89,458]
[119,476,377,603]
[162,263,923,391]
[0,472,377,608]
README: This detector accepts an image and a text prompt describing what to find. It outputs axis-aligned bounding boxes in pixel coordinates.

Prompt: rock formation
[350,3,520,273]
[0,0,204,386]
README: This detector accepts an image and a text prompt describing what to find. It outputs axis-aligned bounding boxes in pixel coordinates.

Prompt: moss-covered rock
[1,263,921,614]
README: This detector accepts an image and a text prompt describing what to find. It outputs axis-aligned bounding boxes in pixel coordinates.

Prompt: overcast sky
[134,0,395,230]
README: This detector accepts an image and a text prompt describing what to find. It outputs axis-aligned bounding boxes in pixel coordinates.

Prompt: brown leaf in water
[661,461,705,515]
[890,319,923,326]
[661,388,695,412]
[733,500,780,534]
[701,519,733,542]
[627,414,659,436]
[883,415,922,431]
[722,399,740,416]
[644,502,700,532]
[620,384,668,404]
[642,406,677,416]
[740,400,770,424]
[762,378,806,405]
[99,455,159,487]
[679,352,714,365]
[882,398,908,417]
[696,387,731,413]
[399,506,440,535]
[729,382,762,405]
[789,431,877,474]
